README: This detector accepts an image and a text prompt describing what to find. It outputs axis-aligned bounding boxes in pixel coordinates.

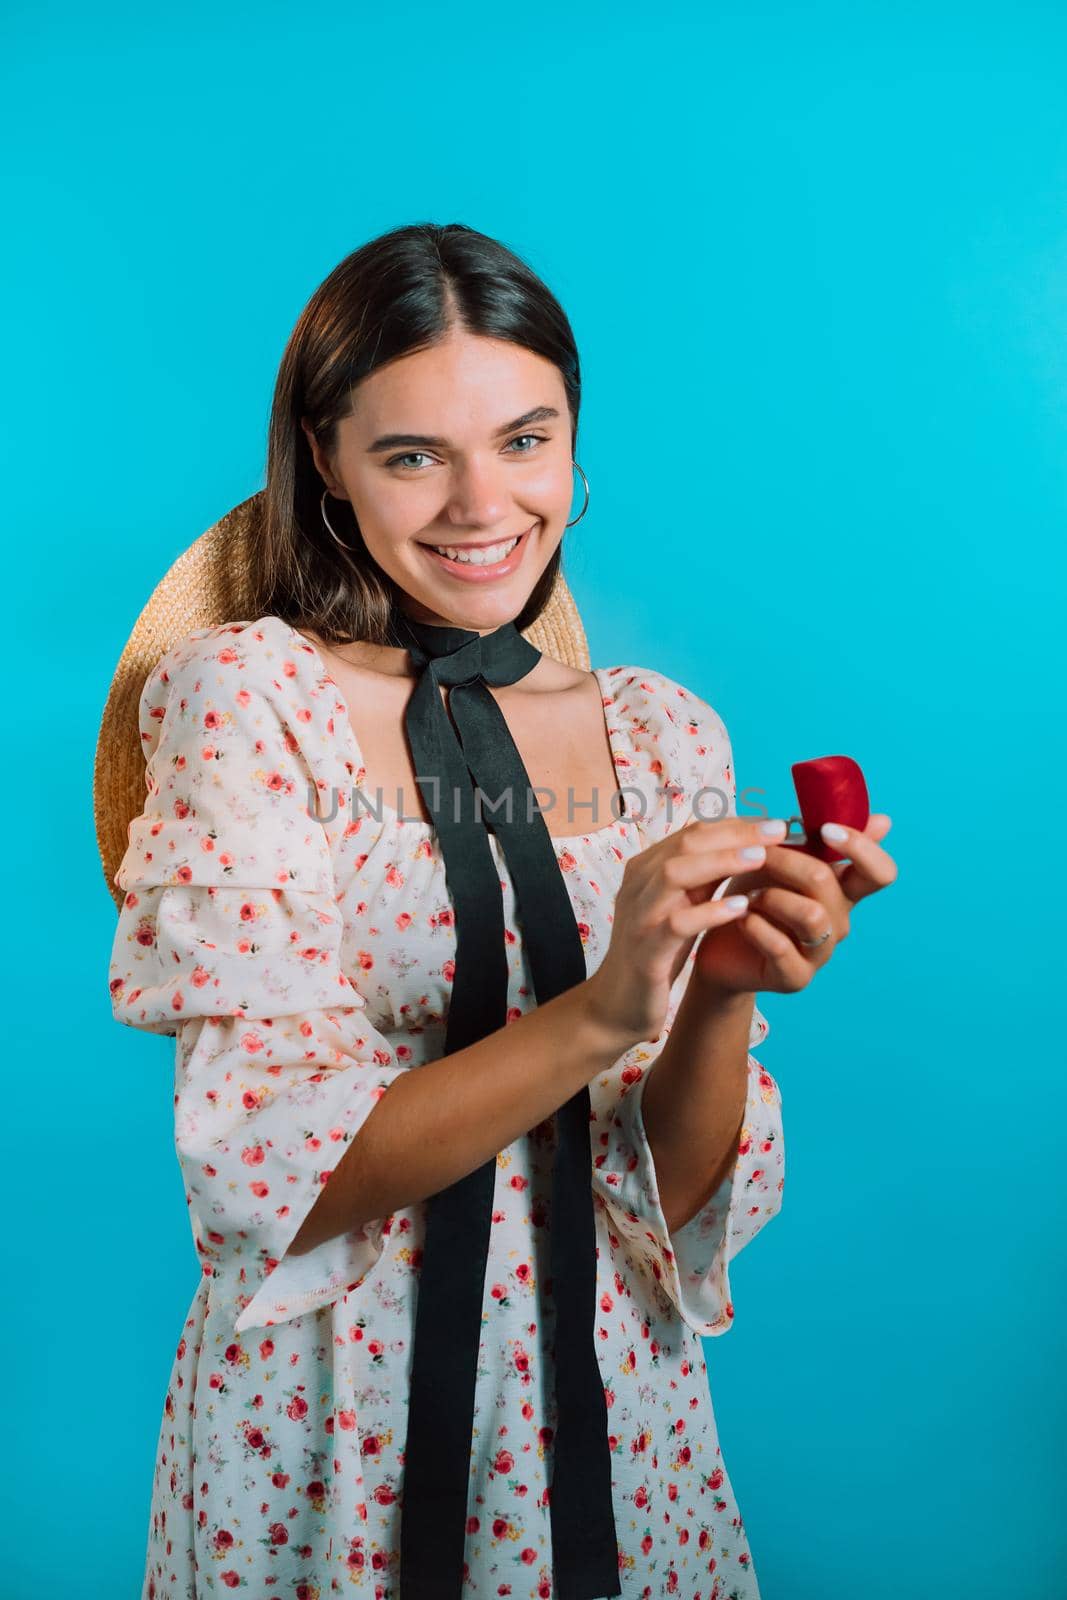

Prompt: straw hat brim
[95,489,591,912]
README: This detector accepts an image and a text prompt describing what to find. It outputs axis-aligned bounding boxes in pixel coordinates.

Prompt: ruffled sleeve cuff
[591,1005,784,1337]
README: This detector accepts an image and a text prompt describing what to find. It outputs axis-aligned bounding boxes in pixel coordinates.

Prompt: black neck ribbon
[383,610,621,1600]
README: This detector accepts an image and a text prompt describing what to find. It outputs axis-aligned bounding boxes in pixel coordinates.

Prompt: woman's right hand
[583,816,786,1046]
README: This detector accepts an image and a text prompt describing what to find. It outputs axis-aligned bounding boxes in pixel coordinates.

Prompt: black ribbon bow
[384,611,621,1600]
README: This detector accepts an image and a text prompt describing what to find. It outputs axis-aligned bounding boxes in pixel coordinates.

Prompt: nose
[440,455,512,530]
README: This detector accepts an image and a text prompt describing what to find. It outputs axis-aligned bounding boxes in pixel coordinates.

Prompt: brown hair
[251,222,582,647]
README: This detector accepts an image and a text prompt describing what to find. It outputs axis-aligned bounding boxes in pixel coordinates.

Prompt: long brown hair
[252,222,582,646]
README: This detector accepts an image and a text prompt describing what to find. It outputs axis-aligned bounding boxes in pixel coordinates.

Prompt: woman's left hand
[691,813,898,997]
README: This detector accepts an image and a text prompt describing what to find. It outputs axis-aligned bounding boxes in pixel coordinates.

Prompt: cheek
[350,474,435,539]
[527,450,575,502]
[531,524,566,575]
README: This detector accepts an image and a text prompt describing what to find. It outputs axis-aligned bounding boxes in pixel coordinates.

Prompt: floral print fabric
[108,614,784,1599]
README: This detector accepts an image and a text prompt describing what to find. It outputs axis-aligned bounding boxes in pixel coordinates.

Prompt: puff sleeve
[589,684,784,1337]
[107,626,409,1336]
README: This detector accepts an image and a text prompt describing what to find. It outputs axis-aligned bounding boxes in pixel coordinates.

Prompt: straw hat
[94,489,592,912]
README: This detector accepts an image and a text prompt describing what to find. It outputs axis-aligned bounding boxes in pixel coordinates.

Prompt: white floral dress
[108,613,784,1600]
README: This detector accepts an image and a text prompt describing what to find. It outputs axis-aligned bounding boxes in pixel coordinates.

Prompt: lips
[419,522,536,554]
[419,521,537,581]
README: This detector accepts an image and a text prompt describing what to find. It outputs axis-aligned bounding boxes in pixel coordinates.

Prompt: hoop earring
[565,460,590,528]
[321,490,353,552]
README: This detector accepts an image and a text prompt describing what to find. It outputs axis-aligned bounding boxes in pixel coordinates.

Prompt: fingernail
[725,894,749,911]
[740,845,766,861]
[760,819,788,838]
[821,822,849,843]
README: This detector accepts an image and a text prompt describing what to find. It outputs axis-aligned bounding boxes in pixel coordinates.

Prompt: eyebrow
[366,405,561,454]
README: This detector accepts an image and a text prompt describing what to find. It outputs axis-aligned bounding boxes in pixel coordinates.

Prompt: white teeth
[431,535,520,566]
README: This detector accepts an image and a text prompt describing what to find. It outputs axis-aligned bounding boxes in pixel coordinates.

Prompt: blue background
[3,2,1063,1595]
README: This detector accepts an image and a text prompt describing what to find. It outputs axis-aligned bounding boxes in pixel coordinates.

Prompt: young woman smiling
[108,221,897,1600]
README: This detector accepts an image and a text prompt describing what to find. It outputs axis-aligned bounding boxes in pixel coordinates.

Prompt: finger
[746,885,843,963]
[817,818,898,906]
[664,890,754,941]
[749,842,852,924]
[655,837,780,904]
[676,816,784,845]
[736,909,814,993]
[864,813,894,844]
[716,865,774,899]
[635,816,789,880]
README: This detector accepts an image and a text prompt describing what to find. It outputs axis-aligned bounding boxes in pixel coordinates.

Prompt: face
[301,328,575,634]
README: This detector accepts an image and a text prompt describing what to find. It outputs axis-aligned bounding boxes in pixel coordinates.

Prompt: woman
[108,221,897,1599]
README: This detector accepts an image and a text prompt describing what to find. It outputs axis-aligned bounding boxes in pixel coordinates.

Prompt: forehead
[346,331,566,432]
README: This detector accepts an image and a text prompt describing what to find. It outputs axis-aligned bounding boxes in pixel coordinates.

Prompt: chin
[413,593,532,632]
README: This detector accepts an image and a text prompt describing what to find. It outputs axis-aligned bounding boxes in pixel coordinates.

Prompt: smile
[419,521,537,580]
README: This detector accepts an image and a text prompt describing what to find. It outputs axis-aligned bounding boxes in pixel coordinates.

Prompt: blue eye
[385,434,548,471]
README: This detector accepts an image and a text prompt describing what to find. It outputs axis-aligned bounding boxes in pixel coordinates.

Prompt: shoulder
[120,616,339,894]
[142,615,318,710]
[138,615,337,766]
[596,663,730,754]
[596,664,735,834]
